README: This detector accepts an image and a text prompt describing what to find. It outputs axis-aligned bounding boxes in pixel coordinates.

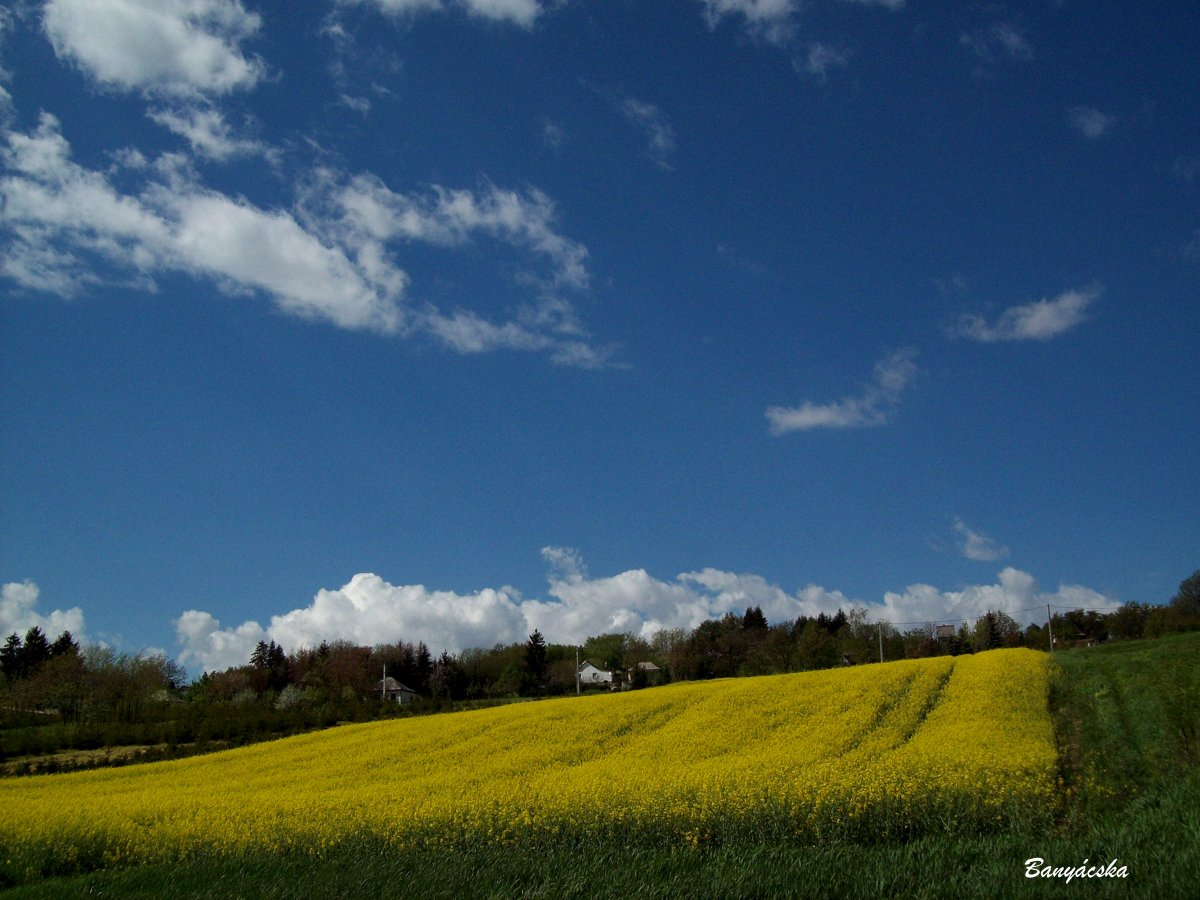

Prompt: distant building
[373,676,418,705]
[935,624,956,641]
[577,661,612,685]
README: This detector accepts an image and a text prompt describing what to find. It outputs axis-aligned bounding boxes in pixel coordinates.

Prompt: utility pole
[1046,604,1054,654]
[877,623,884,664]
[575,648,581,695]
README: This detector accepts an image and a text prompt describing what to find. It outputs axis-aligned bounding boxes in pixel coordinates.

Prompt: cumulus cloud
[42,0,265,98]
[0,113,607,364]
[698,0,798,44]
[173,550,856,672]
[953,518,1009,562]
[344,0,545,29]
[173,550,1117,673]
[1,581,86,640]
[951,286,1099,342]
[176,576,529,673]
[765,347,918,434]
[879,567,1110,627]
[1069,106,1115,139]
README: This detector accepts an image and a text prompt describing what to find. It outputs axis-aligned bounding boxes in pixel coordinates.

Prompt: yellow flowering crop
[0,649,1058,873]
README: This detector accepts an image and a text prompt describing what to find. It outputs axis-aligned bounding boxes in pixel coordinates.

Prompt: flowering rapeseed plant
[0,649,1057,872]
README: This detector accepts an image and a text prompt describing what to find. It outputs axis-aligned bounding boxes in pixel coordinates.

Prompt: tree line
[2,569,1197,774]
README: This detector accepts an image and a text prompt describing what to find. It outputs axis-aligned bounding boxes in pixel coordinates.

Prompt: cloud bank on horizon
[169,549,1112,673]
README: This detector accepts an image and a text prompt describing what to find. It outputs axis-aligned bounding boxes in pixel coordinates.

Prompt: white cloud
[0,113,407,331]
[0,7,13,113]
[173,550,855,672]
[173,550,1118,673]
[798,44,852,81]
[175,577,529,673]
[766,347,918,434]
[542,119,565,154]
[960,20,1034,70]
[879,567,1111,627]
[345,0,544,28]
[840,0,904,9]
[323,173,589,290]
[1,581,86,640]
[1,114,607,364]
[953,518,1009,562]
[698,0,798,44]
[147,104,274,162]
[42,0,265,98]
[619,97,676,171]
[1069,106,1115,139]
[952,286,1099,342]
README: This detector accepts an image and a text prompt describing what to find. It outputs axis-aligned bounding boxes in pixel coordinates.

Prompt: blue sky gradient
[1,1,1196,673]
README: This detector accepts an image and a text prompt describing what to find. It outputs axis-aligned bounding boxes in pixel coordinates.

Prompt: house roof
[375,676,416,693]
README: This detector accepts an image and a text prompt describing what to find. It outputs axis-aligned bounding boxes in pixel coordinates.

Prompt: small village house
[577,660,612,685]
[373,675,418,705]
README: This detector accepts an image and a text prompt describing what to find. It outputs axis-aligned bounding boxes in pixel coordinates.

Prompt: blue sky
[1,0,1196,674]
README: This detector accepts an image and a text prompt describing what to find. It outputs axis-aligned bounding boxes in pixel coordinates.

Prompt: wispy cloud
[147,104,274,162]
[840,0,905,9]
[618,97,676,171]
[953,518,1010,562]
[320,171,591,290]
[697,0,799,45]
[344,0,546,29]
[960,19,1034,73]
[0,113,607,365]
[797,43,852,81]
[766,347,918,435]
[541,118,566,154]
[42,0,266,98]
[951,286,1100,343]
[1069,106,1115,139]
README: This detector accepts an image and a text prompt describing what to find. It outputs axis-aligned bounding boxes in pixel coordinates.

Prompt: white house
[373,676,418,705]
[577,661,612,685]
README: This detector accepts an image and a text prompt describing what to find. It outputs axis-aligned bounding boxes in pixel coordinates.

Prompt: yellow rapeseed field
[1,649,1058,871]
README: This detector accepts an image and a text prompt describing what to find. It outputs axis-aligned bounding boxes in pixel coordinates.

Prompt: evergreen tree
[21,627,52,676]
[524,630,548,692]
[1,633,22,681]
[430,651,464,701]
[250,640,271,670]
[741,606,768,632]
[50,630,81,658]
[415,642,433,694]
